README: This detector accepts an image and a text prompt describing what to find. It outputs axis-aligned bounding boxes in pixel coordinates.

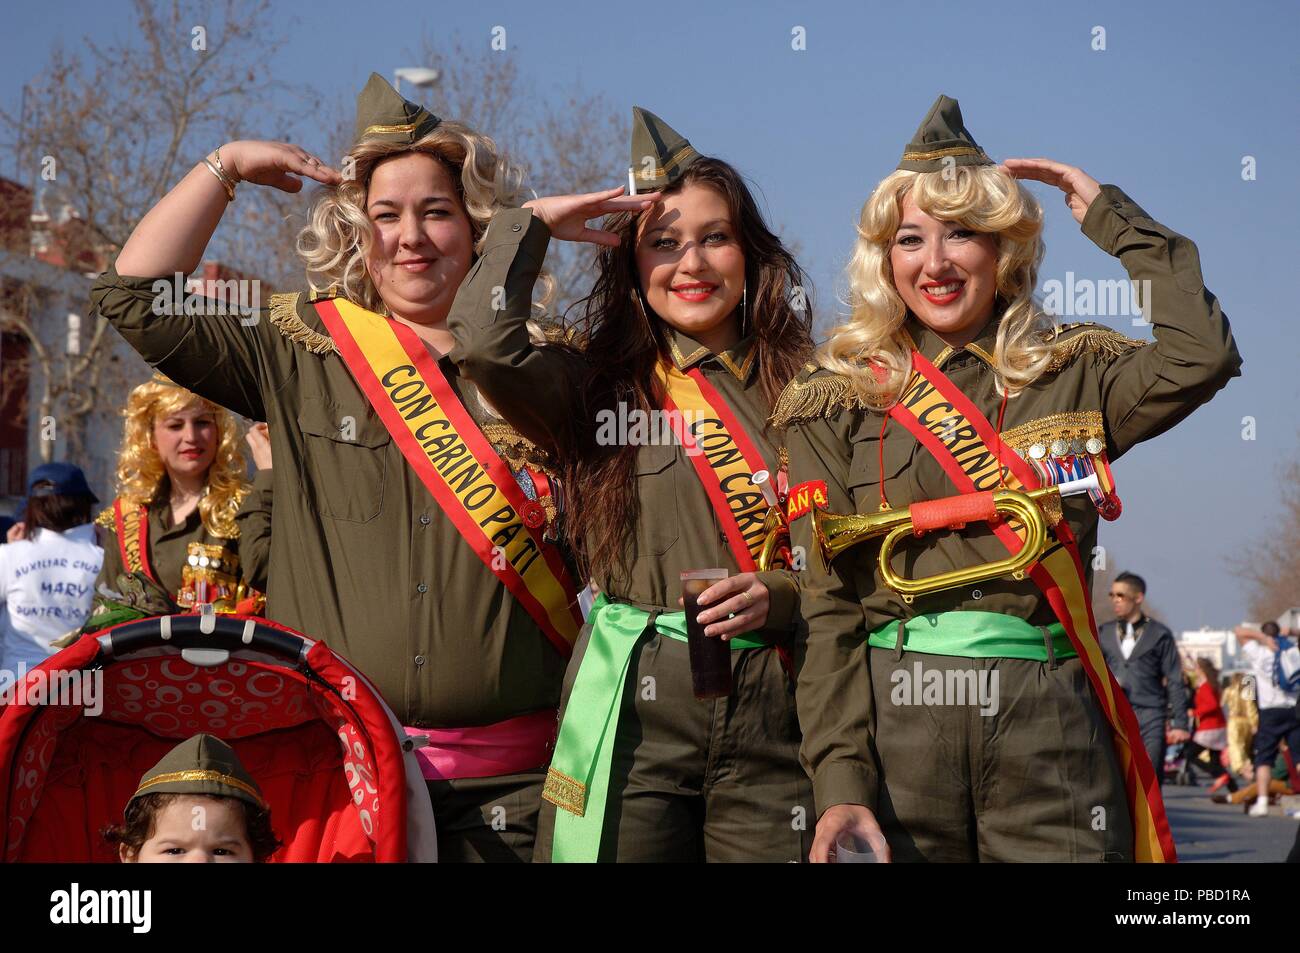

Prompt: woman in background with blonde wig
[91,73,640,861]
[92,376,265,617]
[775,95,1240,862]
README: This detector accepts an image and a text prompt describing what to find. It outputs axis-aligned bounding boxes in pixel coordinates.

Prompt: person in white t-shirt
[0,463,103,690]
[1234,621,1300,817]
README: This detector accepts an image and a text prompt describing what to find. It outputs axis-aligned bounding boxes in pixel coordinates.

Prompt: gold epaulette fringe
[769,368,866,429]
[94,506,116,531]
[1046,325,1145,374]
[269,293,337,356]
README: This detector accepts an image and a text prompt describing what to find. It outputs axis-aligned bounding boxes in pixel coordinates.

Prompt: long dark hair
[561,158,814,588]
[22,486,94,539]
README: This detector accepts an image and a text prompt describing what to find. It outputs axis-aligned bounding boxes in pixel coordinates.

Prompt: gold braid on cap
[363,121,418,136]
[900,144,990,162]
[134,769,266,807]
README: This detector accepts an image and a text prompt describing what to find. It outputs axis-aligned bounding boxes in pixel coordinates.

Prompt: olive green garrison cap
[354,72,442,147]
[897,94,992,172]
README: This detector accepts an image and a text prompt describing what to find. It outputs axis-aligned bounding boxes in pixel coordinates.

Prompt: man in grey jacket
[1099,572,1191,784]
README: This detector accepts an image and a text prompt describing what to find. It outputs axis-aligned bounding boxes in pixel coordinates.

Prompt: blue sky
[4,0,1297,632]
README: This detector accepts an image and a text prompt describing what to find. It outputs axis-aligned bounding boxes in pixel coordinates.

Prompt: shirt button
[414,655,425,667]
[511,222,522,232]
[416,583,428,593]
[419,514,431,525]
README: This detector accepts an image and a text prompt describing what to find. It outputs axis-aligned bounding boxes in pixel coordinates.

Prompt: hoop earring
[740,281,748,336]
[634,285,653,326]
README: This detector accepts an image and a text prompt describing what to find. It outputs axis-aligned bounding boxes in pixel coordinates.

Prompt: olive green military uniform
[778,96,1241,862]
[94,484,268,604]
[89,74,574,863]
[446,107,814,862]
[233,470,273,592]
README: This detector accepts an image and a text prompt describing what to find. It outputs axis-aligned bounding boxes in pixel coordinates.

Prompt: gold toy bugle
[811,474,1100,603]
[752,469,790,572]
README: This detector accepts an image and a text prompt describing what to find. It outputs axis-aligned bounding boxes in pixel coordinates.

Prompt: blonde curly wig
[821,164,1056,407]
[114,378,248,538]
[295,121,553,314]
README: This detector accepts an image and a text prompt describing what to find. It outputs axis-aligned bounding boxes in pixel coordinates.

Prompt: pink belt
[404,708,558,781]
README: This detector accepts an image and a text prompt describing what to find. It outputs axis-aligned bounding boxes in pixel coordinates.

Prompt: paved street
[1164,783,1298,862]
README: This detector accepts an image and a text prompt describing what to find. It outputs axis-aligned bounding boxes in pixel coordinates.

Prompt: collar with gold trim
[903,314,1002,371]
[667,327,758,384]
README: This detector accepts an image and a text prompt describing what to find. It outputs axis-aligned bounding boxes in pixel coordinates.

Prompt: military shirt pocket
[296,396,391,523]
[846,435,912,512]
[632,443,679,557]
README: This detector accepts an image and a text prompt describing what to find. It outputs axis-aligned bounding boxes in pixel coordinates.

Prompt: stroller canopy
[1,613,435,862]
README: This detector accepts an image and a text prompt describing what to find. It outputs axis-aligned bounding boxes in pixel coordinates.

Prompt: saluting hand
[523,187,659,247]
[1002,157,1102,226]
[220,140,343,193]
[676,572,771,639]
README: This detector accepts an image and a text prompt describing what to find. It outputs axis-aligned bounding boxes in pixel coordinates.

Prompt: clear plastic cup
[835,831,881,863]
[681,569,731,700]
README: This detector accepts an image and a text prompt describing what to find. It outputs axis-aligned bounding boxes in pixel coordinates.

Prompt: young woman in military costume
[92,74,643,862]
[448,108,817,861]
[92,376,266,618]
[777,95,1241,862]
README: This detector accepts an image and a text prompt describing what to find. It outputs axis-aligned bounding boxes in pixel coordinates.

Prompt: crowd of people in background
[1089,571,1300,861]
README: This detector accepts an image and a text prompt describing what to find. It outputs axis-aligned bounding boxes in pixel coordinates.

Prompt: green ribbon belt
[866,610,1076,662]
[544,592,764,863]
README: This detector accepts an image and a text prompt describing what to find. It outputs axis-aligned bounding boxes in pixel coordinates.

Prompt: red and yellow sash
[314,298,581,658]
[653,361,770,572]
[887,349,1176,863]
[113,499,156,582]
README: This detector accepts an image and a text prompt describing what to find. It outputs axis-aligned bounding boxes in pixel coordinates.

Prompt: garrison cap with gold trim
[354,72,442,147]
[129,733,266,810]
[630,106,701,192]
[897,95,992,173]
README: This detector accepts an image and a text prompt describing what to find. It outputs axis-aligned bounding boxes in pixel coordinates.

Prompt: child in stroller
[105,733,280,863]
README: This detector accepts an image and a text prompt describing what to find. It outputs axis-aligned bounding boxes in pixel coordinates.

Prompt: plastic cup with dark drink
[835,831,880,863]
[681,569,732,700]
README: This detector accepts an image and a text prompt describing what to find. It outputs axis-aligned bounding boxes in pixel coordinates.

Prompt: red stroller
[0,612,437,862]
